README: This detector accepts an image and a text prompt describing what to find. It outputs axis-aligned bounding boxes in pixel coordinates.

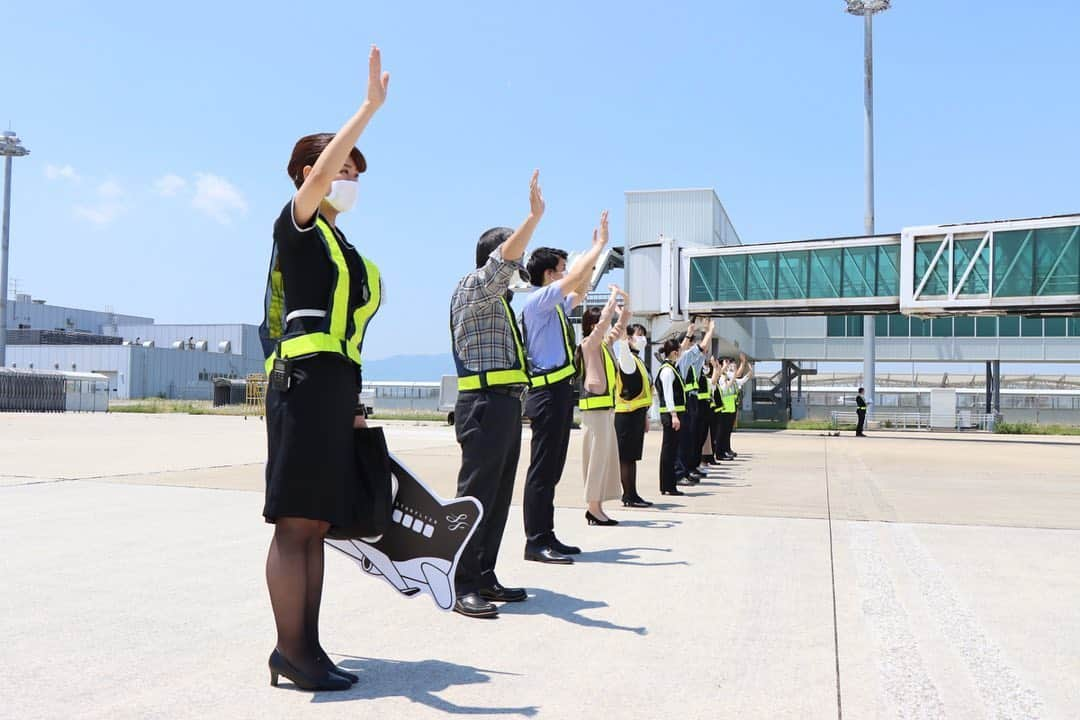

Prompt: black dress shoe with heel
[318,652,358,684]
[524,546,574,564]
[453,592,499,618]
[586,511,619,526]
[661,489,685,496]
[269,650,351,692]
[621,496,652,508]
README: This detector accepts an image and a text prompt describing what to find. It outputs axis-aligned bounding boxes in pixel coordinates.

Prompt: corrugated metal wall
[625,189,741,250]
[6,345,263,400]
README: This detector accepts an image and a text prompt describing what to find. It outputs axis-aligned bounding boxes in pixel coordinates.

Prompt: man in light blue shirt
[519,211,611,563]
[675,318,714,482]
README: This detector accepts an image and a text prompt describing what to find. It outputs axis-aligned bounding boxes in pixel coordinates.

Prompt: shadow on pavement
[574,546,689,568]
[313,655,539,716]
[497,587,648,636]
[611,518,683,529]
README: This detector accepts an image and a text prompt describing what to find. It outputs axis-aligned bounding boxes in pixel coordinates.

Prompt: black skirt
[264,353,359,525]
[614,408,647,462]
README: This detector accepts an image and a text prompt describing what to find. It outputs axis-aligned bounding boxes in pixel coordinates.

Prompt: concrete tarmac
[1,414,1077,719]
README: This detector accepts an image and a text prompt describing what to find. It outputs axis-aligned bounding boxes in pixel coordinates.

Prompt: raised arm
[561,210,610,307]
[499,170,546,263]
[698,318,715,352]
[605,286,631,346]
[582,291,618,352]
[294,46,389,226]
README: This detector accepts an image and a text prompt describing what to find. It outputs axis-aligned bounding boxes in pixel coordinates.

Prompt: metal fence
[0,369,65,412]
[245,374,267,416]
[830,410,997,432]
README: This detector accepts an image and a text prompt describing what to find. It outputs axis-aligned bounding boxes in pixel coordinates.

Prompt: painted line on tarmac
[891,525,1045,720]
[849,521,948,718]
[824,437,844,720]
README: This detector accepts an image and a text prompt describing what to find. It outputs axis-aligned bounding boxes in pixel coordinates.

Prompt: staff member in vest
[449,170,545,619]
[676,318,715,484]
[519,212,610,563]
[655,339,688,496]
[855,387,868,437]
[259,46,388,692]
[615,323,653,507]
[695,347,716,468]
[577,286,631,525]
[716,354,753,460]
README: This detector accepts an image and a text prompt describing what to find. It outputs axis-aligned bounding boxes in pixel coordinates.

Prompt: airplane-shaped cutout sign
[326,453,483,611]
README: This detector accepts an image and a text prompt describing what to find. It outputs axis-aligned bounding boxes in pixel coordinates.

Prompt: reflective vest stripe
[720,382,738,413]
[529,305,577,387]
[615,354,653,413]
[579,343,617,411]
[456,297,530,391]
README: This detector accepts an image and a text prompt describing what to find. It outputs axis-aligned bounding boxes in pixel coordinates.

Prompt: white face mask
[726,371,735,380]
[325,179,359,213]
[631,336,647,352]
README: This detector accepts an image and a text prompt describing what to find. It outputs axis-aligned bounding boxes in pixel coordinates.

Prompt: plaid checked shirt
[451,248,526,377]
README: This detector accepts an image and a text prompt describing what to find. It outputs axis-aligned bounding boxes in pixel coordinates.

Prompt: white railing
[830,410,996,432]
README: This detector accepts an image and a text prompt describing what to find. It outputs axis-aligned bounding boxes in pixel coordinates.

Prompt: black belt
[462,384,526,397]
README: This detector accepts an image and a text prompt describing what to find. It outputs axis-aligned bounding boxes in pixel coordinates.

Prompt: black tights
[266,517,330,673]
[620,461,640,501]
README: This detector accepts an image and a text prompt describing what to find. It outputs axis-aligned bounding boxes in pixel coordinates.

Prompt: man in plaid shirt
[449,170,545,619]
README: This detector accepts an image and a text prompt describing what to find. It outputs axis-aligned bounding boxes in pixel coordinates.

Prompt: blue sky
[4,1,1078,361]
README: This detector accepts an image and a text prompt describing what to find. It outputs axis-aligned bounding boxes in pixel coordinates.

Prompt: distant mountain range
[363,353,455,382]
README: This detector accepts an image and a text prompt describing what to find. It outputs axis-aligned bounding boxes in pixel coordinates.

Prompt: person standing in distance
[520,211,611,563]
[260,46,389,691]
[449,171,545,618]
[855,386,868,437]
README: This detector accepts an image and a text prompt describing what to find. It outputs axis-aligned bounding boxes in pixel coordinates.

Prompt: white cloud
[74,203,126,225]
[45,164,80,182]
[74,180,129,225]
[154,174,187,197]
[192,173,247,225]
[97,179,125,199]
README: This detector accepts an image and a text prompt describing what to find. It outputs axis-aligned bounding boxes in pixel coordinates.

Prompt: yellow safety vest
[454,297,530,391]
[579,343,617,411]
[655,361,687,414]
[685,363,701,399]
[719,381,738,414]
[616,354,653,413]
[259,216,381,375]
[528,304,577,388]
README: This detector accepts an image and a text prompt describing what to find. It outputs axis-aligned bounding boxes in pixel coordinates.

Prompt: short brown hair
[286,133,367,189]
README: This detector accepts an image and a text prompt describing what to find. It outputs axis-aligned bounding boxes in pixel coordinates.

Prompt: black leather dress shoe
[524,546,574,564]
[677,477,694,486]
[722,452,736,460]
[661,489,685,496]
[551,538,581,555]
[478,583,528,603]
[453,592,499,618]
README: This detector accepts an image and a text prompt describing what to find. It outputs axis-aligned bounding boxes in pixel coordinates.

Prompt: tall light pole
[1,130,31,368]
[846,0,889,415]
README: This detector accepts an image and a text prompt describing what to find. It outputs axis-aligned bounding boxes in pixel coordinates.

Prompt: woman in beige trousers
[577,284,631,526]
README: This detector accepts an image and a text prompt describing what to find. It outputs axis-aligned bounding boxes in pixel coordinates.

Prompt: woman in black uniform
[654,339,688,496]
[259,46,389,692]
[614,323,653,507]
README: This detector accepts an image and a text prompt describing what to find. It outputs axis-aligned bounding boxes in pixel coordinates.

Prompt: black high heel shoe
[269,649,351,691]
[319,651,359,684]
[621,496,652,508]
[586,510,619,526]
[661,489,684,496]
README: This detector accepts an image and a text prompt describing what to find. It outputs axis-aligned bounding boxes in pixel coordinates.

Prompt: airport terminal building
[4,294,263,400]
